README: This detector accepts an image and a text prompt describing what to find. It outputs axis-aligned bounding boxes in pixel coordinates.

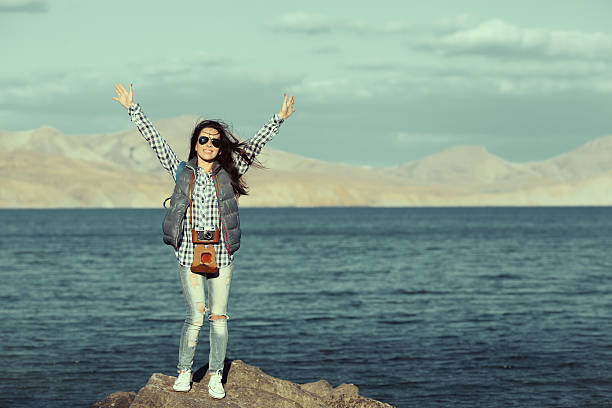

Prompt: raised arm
[113,83,180,179]
[235,94,295,175]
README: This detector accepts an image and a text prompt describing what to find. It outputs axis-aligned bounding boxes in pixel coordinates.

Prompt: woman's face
[196,127,221,162]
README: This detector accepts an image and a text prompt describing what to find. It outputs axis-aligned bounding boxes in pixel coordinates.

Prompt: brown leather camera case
[191,243,218,275]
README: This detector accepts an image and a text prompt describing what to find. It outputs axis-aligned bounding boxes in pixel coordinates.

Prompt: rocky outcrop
[90,391,136,408]
[90,360,394,408]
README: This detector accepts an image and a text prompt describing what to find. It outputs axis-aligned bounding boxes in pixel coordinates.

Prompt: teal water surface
[1,208,611,407]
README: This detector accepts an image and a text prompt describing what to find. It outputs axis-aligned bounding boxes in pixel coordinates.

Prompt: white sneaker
[208,369,225,399]
[173,370,191,392]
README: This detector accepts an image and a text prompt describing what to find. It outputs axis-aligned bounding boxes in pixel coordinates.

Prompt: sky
[2,0,612,166]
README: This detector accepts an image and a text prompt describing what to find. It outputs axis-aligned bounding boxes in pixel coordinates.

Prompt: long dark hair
[188,119,259,197]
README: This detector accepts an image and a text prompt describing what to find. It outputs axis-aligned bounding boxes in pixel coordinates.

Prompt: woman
[112,83,295,398]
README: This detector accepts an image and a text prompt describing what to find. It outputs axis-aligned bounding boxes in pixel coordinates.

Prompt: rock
[300,379,389,408]
[299,380,334,398]
[91,360,394,407]
[89,391,136,408]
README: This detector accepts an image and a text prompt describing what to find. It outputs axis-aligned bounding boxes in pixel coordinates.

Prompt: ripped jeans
[177,262,233,373]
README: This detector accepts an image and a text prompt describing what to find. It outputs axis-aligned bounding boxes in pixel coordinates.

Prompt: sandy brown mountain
[1,119,612,207]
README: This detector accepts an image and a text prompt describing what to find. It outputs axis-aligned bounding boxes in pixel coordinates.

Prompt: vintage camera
[191,228,220,244]
[197,230,215,241]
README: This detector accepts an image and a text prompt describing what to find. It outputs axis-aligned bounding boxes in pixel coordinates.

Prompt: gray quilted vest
[162,157,241,255]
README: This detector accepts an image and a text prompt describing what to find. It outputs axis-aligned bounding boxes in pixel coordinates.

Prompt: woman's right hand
[112,83,133,109]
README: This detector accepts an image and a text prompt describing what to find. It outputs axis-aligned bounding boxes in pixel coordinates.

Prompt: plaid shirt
[129,103,284,267]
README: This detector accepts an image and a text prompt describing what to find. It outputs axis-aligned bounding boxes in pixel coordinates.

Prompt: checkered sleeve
[234,114,284,175]
[129,103,180,180]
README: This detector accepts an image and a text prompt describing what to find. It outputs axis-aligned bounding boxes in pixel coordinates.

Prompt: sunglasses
[198,136,221,148]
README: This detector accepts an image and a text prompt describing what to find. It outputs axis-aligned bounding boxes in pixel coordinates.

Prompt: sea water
[1,208,611,407]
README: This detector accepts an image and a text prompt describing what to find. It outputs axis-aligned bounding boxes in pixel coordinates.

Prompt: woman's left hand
[277,94,295,120]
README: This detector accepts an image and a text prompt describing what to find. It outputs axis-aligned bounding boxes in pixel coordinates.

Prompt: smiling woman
[184,118,254,197]
[112,82,294,398]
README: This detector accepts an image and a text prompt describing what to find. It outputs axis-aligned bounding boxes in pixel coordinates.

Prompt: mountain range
[2,116,612,207]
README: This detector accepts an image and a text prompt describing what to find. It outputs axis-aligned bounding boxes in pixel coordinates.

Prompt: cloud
[345,61,398,71]
[286,76,401,101]
[0,52,238,106]
[287,50,612,102]
[269,12,612,63]
[270,11,333,34]
[271,11,612,64]
[0,48,306,115]
[0,71,76,106]
[269,11,401,35]
[0,51,297,135]
[310,45,341,55]
[269,9,456,36]
[407,16,612,61]
[0,0,47,12]
[133,53,233,86]
[420,57,612,95]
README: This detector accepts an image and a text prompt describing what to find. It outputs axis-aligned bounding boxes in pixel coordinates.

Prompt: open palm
[278,94,295,120]
[112,83,133,109]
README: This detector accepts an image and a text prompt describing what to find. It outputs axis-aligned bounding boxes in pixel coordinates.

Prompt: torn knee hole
[209,314,227,320]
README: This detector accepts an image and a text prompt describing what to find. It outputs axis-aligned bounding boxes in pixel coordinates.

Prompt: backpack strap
[163,161,187,208]
[176,161,187,182]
